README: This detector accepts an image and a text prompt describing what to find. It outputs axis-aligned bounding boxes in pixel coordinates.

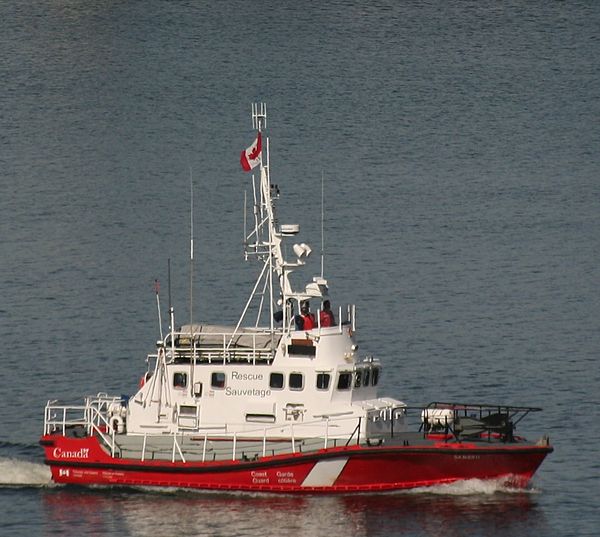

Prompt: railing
[313,305,355,335]
[43,394,124,456]
[416,402,543,442]
[43,402,88,435]
[43,397,385,464]
[164,329,280,365]
[123,416,364,463]
[133,414,370,463]
[160,307,357,365]
[43,397,544,466]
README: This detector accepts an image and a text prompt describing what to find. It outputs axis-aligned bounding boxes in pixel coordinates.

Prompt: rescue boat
[40,103,552,493]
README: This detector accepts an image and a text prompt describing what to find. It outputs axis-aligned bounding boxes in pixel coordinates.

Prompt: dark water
[1,1,599,536]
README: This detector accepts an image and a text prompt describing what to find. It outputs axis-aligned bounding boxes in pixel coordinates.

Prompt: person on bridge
[319,299,336,327]
[300,301,316,330]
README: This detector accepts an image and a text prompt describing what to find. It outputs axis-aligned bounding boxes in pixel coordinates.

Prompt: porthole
[270,372,284,389]
[211,372,226,389]
[173,372,187,389]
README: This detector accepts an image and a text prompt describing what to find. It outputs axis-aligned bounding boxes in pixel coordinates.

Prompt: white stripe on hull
[301,458,348,487]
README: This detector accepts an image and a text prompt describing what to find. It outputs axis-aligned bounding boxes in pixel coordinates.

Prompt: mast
[236,102,327,337]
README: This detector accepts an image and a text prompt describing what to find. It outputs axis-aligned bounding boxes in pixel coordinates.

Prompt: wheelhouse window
[173,372,188,389]
[337,372,352,391]
[354,369,362,388]
[316,373,331,390]
[372,367,380,386]
[363,368,371,387]
[289,372,304,391]
[211,372,226,389]
[270,372,284,389]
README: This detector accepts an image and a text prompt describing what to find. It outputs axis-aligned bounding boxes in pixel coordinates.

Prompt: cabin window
[270,372,284,389]
[246,413,276,424]
[337,372,352,391]
[354,369,362,388]
[372,367,380,386]
[211,372,226,389]
[179,405,197,416]
[316,373,331,390]
[287,339,316,356]
[289,373,304,391]
[173,372,188,389]
[363,368,371,387]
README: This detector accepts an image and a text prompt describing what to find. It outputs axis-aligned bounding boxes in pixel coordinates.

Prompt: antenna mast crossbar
[252,103,267,132]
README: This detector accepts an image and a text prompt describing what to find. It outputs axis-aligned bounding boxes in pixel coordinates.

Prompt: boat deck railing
[43,398,544,464]
[415,401,544,442]
[151,307,356,365]
[43,395,377,463]
[43,394,128,456]
[112,415,367,464]
[161,328,281,365]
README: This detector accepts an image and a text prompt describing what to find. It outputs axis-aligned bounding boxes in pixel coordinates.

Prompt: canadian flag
[240,132,262,171]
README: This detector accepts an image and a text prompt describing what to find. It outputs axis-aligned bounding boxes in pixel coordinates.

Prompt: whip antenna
[168,258,175,355]
[321,170,325,278]
[154,279,163,340]
[189,167,194,328]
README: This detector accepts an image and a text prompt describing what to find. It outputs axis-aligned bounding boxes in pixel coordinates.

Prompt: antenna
[168,258,172,312]
[168,258,175,354]
[189,167,194,328]
[321,170,325,278]
[154,279,163,340]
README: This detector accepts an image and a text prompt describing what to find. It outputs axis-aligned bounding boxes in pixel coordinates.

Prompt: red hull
[41,434,552,493]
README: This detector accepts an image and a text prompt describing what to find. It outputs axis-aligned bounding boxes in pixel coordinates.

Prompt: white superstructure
[123,103,405,441]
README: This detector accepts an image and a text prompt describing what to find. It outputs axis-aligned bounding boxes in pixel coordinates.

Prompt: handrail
[43,397,371,463]
[408,402,543,443]
[172,435,186,463]
[166,330,278,365]
[424,401,543,413]
[43,397,543,465]
[345,417,362,446]
[43,396,120,454]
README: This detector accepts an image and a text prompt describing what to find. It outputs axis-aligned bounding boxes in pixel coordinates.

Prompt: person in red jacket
[300,301,316,330]
[319,299,335,327]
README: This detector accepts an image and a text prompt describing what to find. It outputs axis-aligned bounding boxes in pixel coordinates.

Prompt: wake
[407,477,539,496]
[0,457,53,487]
